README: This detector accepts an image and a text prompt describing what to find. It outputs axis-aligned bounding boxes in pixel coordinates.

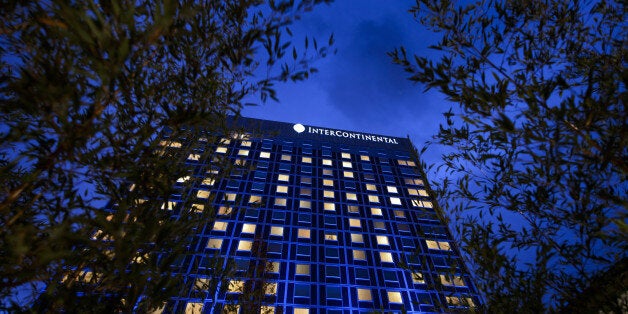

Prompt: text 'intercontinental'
[307,126,399,144]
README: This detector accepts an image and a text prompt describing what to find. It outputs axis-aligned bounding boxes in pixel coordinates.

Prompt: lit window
[347,205,359,213]
[426,240,451,251]
[376,235,390,246]
[185,302,203,314]
[423,201,433,208]
[224,193,236,202]
[394,210,406,218]
[343,171,354,178]
[446,296,475,307]
[357,288,372,301]
[187,153,201,161]
[342,161,352,168]
[371,207,383,216]
[407,188,419,196]
[202,178,214,186]
[215,146,228,153]
[218,206,232,215]
[322,159,332,166]
[302,157,312,163]
[194,277,209,290]
[404,178,423,185]
[240,140,251,147]
[323,190,335,198]
[353,250,366,260]
[323,179,334,187]
[228,280,244,293]
[360,155,370,161]
[274,198,287,206]
[237,240,252,251]
[192,204,204,213]
[299,200,311,209]
[197,190,210,199]
[374,221,386,230]
[412,272,425,284]
[177,176,190,183]
[296,264,310,275]
[298,229,310,238]
[161,201,177,210]
[322,169,333,176]
[260,306,275,314]
[160,140,182,148]
[325,232,338,241]
[247,195,261,204]
[268,262,280,273]
[390,197,402,205]
[300,188,311,196]
[281,154,291,161]
[219,138,231,145]
[440,274,466,286]
[264,283,277,296]
[349,219,361,228]
[380,252,394,263]
[276,185,288,193]
[241,223,256,234]
[368,195,379,203]
[346,193,357,201]
[419,189,429,196]
[277,174,289,182]
[207,238,223,249]
[324,203,335,211]
[351,233,364,243]
[260,151,270,158]
[213,221,228,231]
[388,291,403,303]
[237,149,249,156]
[387,186,398,193]
[341,152,351,159]
[294,308,309,314]
[365,184,377,191]
[270,226,283,236]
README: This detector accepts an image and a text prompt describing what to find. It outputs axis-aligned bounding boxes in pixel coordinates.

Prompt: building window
[368,195,379,203]
[404,178,423,185]
[341,152,351,159]
[185,302,203,314]
[365,184,377,191]
[376,235,390,246]
[301,177,312,185]
[249,195,262,204]
[224,193,237,202]
[274,198,287,206]
[270,226,283,237]
[326,286,342,299]
[298,228,310,239]
[351,233,364,243]
[380,252,394,263]
[213,221,228,232]
[347,205,359,214]
[268,262,280,274]
[355,268,369,280]
[326,265,341,278]
[237,149,249,156]
[296,264,310,275]
[357,288,372,301]
[294,309,309,314]
[349,218,361,228]
[353,250,366,260]
[360,155,370,161]
[323,169,333,176]
[277,174,289,182]
[440,274,466,287]
[446,296,475,307]
[281,154,291,161]
[343,171,354,178]
[390,197,402,205]
[426,240,452,251]
[197,190,210,199]
[323,190,335,198]
[394,210,405,218]
[412,272,425,284]
[237,240,252,251]
[387,186,398,193]
[207,238,223,249]
[265,283,277,295]
[276,185,288,193]
[218,206,232,215]
[187,153,201,161]
[374,221,386,230]
[371,207,383,216]
[323,179,334,187]
[342,161,352,168]
[240,140,251,147]
[325,232,338,241]
[323,202,335,211]
[299,200,311,209]
[241,223,256,234]
[259,151,271,159]
[346,193,357,201]
[215,146,228,154]
[322,159,332,166]
[388,291,403,303]
[301,156,312,163]
[294,284,310,298]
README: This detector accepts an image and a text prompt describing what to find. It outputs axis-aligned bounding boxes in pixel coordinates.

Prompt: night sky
[242,1,449,167]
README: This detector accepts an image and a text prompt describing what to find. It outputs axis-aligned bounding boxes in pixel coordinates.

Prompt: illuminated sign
[293,124,399,144]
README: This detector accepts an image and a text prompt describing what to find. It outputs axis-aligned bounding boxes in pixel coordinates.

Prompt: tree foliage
[390,0,627,312]
[0,0,332,312]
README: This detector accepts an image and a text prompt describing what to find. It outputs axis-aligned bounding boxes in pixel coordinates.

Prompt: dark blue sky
[242,1,449,166]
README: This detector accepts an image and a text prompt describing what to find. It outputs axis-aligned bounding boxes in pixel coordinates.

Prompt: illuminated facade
[158,117,481,313]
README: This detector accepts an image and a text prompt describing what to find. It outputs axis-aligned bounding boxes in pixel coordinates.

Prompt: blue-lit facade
[160,117,481,313]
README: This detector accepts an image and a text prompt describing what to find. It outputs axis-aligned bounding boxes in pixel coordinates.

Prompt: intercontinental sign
[293,123,399,145]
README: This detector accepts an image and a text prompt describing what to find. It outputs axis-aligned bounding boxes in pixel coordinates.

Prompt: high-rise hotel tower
[154,117,481,313]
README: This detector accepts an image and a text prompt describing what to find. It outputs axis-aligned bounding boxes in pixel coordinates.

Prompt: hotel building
[152,117,481,313]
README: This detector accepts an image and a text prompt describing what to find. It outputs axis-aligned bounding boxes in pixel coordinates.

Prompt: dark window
[301,166,312,174]
[279,163,291,172]
[326,266,340,277]
[298,213,311,223]
[326,247,339,259]
[267,243,282,255]
[383,270,397,282]
[355,268,369,279]
[251,182,265,191]
[297,246,310,256]
[272,211,285,222]
[294,284,310,298]
[326,286,342,299]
